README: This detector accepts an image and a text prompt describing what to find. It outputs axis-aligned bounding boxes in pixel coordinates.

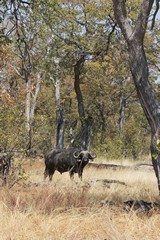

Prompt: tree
[1,0,49,155]
[74,52,89,150]
[1,0,157,161]
[50,57,65,149]
[37,0,116,150]
[112,0,160,192]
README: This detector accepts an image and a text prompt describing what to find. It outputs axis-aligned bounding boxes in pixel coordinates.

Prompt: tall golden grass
[0,158,160,240]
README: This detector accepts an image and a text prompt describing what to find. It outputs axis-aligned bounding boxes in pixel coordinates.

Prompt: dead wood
[87,162,128,170]
[134,162,152,167]
[87,162,153,170]
[100,199,160,214]
[90,178,127,186]
[123,200,160,214]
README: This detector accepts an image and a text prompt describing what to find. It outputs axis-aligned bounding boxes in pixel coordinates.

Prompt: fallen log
[87,162,129,170]
[87,162,153,170]
[90,178,127,186]
[123,200,160,213]
[134,162,152,167]
[100,199,160,213]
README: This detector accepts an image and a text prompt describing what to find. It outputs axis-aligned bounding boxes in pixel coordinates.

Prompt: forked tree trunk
[112,0,160,193]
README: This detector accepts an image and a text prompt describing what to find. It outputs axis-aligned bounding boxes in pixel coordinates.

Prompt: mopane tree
[37,0,117,150]
[112,0,160,192]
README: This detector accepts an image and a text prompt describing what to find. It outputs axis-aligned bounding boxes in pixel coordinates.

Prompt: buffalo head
[73,150,96,162]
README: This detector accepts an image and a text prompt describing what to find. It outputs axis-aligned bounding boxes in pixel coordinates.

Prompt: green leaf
[152,153,158,160]
[156,140,160,152]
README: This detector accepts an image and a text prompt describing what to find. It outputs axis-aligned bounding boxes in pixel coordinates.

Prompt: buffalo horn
[73,151,82,162]
[88,152,96,159]
[73,151,81,159]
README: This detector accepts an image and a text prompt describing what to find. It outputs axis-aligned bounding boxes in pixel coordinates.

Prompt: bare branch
[94,23,116,59]
[19,0,31,5]
[9,64,24,79]
[151,0,160,30]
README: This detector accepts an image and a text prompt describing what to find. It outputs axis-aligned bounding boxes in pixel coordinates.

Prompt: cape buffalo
[44,147,96,181]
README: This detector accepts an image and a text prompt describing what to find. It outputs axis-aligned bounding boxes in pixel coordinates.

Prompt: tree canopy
[0,0,159,160]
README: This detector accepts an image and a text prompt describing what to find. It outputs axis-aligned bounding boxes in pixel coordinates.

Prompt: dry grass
[0,157,160,240]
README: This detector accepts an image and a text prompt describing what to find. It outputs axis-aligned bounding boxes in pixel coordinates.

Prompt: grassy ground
[0,157,160,240]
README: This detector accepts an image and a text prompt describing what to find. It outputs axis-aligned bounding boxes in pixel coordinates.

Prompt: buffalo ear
[88,153,96,161]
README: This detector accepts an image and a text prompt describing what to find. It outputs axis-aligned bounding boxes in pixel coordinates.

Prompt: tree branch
[19,0,31,5]
[134,0,154,42]
[9,63,24,79]
[151,0,160,30]
[30,74,41,119]
[112,0,134,42]
[112,0,154,43]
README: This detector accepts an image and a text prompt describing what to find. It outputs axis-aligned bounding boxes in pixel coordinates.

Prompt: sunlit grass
[0,157,159,240]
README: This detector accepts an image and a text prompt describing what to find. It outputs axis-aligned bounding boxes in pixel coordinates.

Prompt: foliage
[0,0,159,159]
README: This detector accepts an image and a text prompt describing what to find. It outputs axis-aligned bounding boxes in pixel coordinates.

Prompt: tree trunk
[118,94,126,134]
[98,102,107,144]
[56,108,65,149]
[25,79,32,155]
[25,74,41,156]
[112,0,160,193]
[50,58,65,149]
[129,42,160,191]
[74,55,90,150]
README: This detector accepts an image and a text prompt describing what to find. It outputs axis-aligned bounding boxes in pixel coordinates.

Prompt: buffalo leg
[69,166,75,180]
[49,173,53,181]
[69,171,74,180]
[44,168,49,180]
[44,168,55,181]
[49,169,55,181]
[78,170,83,181]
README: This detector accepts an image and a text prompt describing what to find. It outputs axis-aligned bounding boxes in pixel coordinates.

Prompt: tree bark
[55,65,65,149]
[98,102,107,144]
[50,58,65,149]
[112,0,160,192]
[56,108,65,149]
[25,79,32,155]
[74,54,90,150]
[25,74,41,155]
[118,94,126,133]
